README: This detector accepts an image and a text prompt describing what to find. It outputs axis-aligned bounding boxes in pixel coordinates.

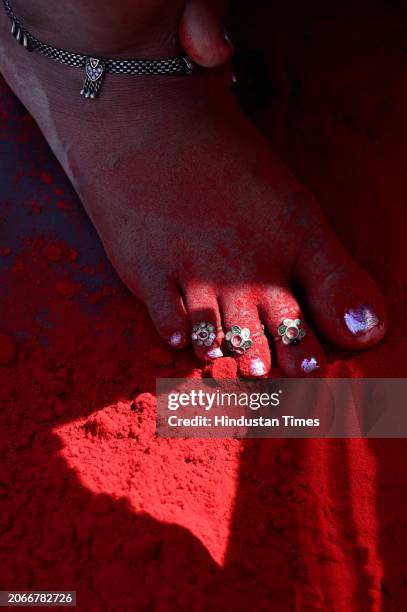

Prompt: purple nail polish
[207,347,223,359]
[301,357,319,374]
[170,331,185,347]
[249,358,266,377]
[344,306,379,335]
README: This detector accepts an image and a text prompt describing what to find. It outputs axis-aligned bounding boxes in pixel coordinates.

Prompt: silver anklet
[1,0,194,99]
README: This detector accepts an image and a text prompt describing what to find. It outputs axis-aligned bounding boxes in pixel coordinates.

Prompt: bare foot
[0,0,387,377]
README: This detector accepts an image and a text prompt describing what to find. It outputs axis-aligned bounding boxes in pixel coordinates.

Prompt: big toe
[296,222,387,350]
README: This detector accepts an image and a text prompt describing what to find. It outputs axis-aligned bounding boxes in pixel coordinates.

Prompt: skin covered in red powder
[0,1,407,610]
[0,334,17,366]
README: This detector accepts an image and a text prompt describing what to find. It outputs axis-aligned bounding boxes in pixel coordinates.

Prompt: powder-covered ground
[0,1,406,610]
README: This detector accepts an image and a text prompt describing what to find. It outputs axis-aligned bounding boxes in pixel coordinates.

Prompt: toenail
[249,357,266,377]
[301,357,320,374]
[207,347,223,359]
[344,306,379,335]
[169,331,186,347]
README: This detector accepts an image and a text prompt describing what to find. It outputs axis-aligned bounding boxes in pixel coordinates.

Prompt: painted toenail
[207,347,223,359]
[249,358,266,377]
[301,357,319,374]
[344,306,379,335]
[170,331,186,347]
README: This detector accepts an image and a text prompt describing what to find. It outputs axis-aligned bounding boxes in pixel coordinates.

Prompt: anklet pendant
[80,58,106,100]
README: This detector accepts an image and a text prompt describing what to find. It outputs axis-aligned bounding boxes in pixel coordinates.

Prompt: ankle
[7,0,186,57]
